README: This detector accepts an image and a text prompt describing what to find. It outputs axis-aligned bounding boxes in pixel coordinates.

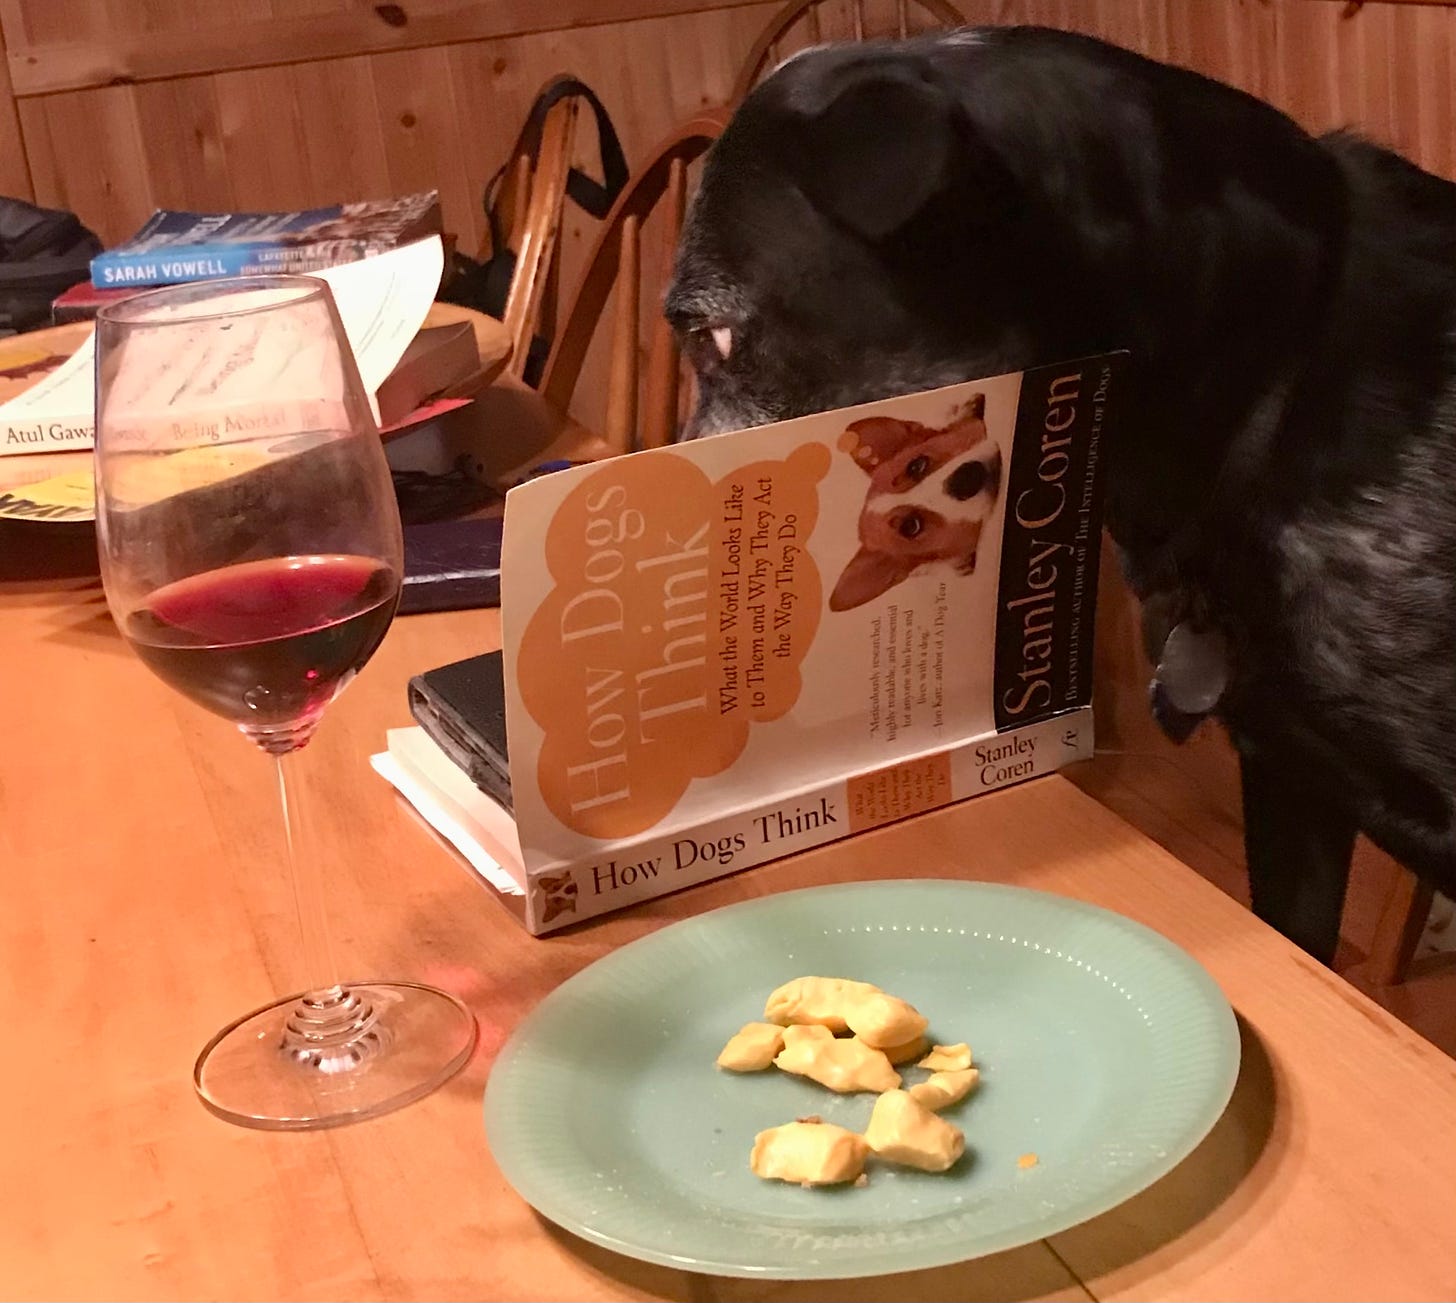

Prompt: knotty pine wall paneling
[7,2,1456,243]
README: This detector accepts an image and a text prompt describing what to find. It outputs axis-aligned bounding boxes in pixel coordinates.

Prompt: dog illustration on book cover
[537,870,579,924]
[830,393,1003,611]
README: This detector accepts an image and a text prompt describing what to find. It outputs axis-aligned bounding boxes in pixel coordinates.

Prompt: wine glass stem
[276,749,342,1001]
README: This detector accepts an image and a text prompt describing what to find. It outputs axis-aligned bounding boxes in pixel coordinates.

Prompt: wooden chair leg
[642,158,687,450]
[1364,867,1436,987]
[604,215,640,456]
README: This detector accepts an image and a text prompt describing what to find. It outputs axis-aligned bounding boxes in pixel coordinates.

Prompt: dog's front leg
[1238,749,1357,966]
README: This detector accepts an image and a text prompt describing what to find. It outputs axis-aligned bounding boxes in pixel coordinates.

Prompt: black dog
[666,26,1456,964]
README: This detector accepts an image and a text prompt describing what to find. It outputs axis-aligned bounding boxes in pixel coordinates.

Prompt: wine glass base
[194,981,477,1131]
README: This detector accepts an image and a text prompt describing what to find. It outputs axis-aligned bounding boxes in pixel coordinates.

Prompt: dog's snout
[945,451,1000,501]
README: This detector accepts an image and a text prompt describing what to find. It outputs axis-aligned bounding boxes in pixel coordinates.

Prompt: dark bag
[0,197,102,337]
[440,77,628,384]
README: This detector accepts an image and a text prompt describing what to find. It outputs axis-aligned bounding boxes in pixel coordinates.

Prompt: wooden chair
[539,109,728,455]
[731,0,969,104]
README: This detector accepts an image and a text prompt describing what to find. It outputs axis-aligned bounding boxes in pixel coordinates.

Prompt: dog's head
[831,393,1002,610]
[667,31,1067,440]
[666,28,1340,458]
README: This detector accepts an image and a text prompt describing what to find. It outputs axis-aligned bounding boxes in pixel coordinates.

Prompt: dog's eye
[898,512,924,539]
[906,455,931,480]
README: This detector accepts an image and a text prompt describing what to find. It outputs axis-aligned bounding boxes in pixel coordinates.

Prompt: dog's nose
[946,454,998,501]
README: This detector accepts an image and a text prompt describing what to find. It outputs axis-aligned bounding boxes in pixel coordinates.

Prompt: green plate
[484,881,1239,1279]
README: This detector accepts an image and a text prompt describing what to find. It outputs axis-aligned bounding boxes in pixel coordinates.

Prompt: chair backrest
[494,91,581,381]
[731,0,968,104]
[540,108,728,456]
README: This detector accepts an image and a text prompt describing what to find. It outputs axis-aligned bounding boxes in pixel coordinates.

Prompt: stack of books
[41,191,478,435]
[0,235,482,528]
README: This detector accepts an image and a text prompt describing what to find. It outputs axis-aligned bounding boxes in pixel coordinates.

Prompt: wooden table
[3,552,1455,1302]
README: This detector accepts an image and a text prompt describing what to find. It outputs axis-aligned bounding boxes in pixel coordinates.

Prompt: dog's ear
[830,546,916,611]
[945,394,988,441]
[779,63,956,241]
[839,417,928,474]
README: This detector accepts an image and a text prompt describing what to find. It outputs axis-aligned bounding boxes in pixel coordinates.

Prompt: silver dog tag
[1154,621,1230,715]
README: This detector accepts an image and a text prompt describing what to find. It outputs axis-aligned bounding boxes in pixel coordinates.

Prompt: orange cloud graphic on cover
[517,443,830,839]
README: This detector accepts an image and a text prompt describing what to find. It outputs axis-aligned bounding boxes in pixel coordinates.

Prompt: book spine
[0,413,92,456]
[524,706,1094,934]
[90,244,258,288]
[89,240,390,288]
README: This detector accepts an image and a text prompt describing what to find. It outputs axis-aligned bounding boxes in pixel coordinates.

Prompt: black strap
[441,78,626,381]
[527,75,629,220]
[480,76,628,272]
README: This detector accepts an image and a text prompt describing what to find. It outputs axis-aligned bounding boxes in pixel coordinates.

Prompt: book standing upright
[383,353,1124,934]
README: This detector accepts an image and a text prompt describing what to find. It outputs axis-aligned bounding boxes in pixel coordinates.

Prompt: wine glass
[93,276,477,1130]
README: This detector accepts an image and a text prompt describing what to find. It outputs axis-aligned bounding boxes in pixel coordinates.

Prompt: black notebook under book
[407,649,513,811]
[399,515,503,614]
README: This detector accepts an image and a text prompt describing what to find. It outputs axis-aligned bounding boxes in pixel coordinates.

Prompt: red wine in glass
[124,554,399,737]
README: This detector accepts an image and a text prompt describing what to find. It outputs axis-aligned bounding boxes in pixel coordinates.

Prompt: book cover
[399,354,1123,934]
[89,191,442,289]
